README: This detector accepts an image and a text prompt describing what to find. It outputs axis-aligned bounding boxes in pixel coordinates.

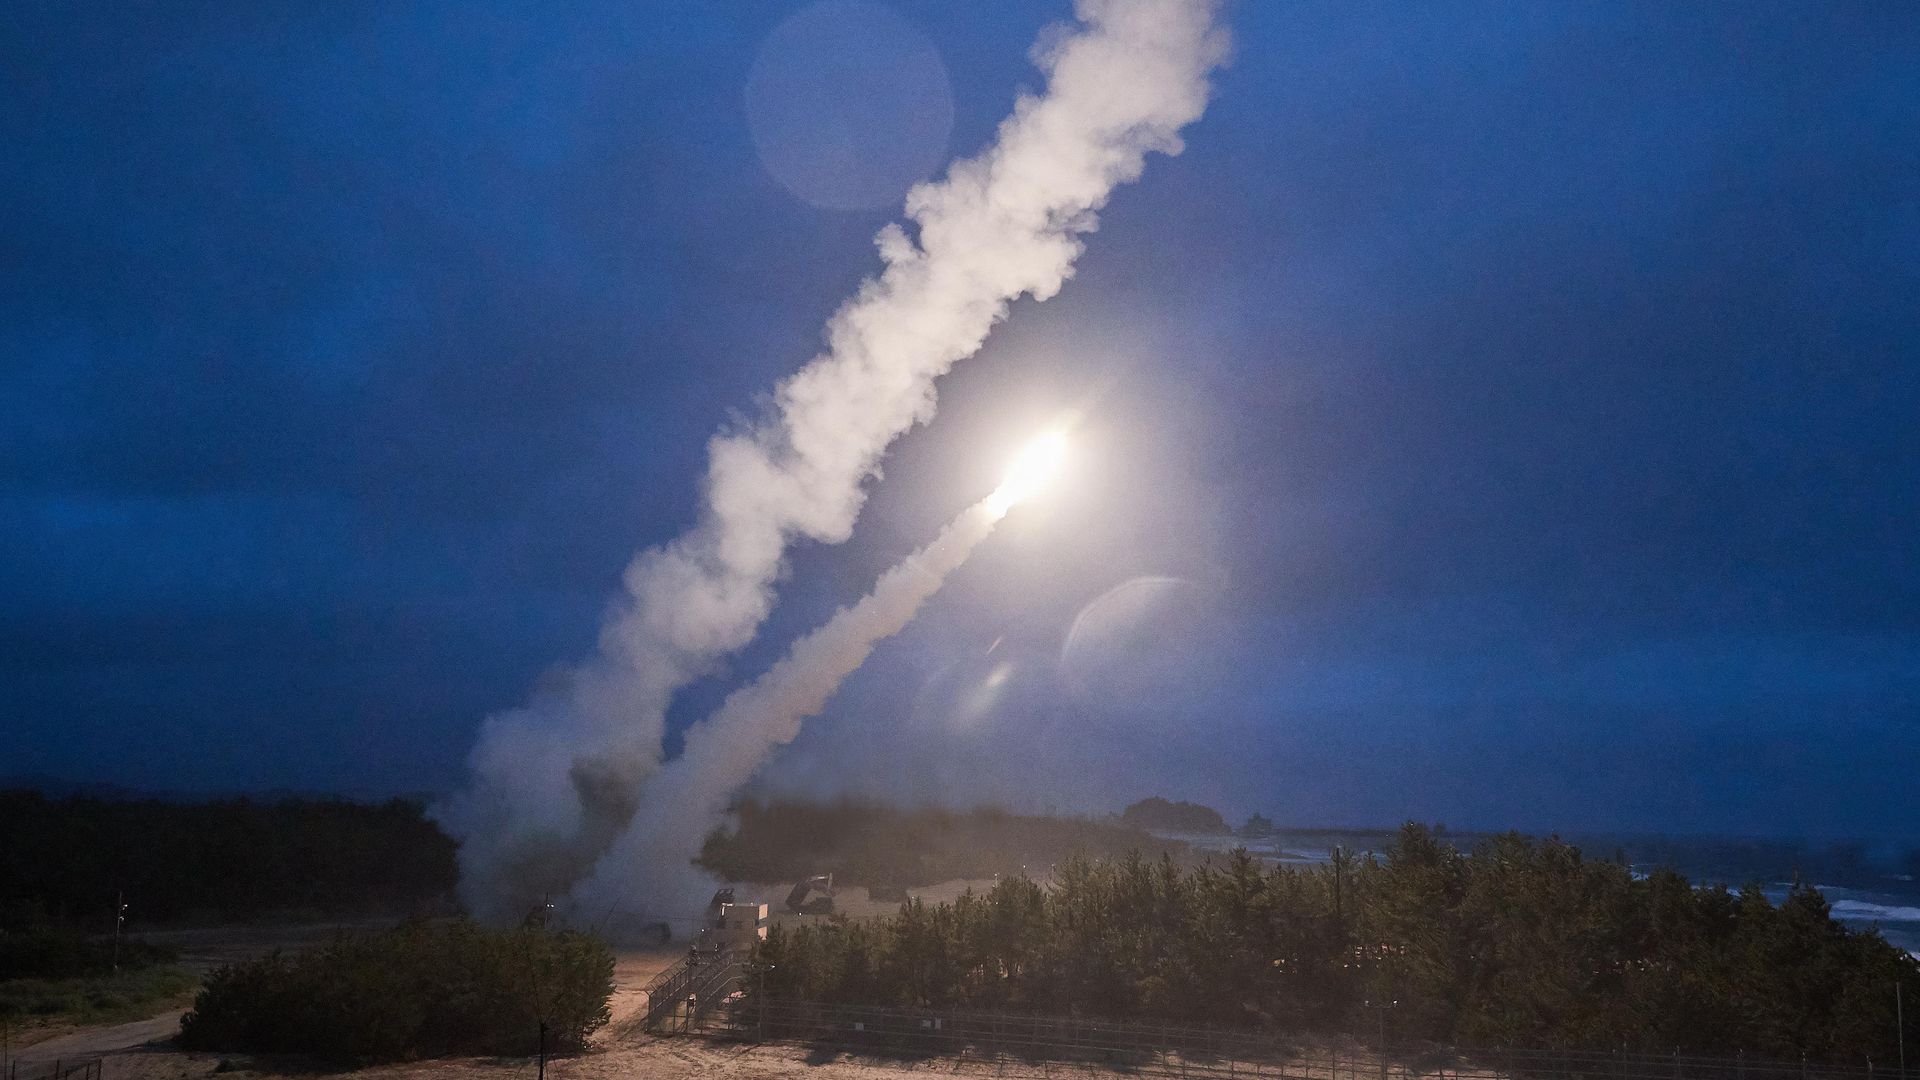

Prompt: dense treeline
[699,798,1190,888]
[756,824,1919,1063]
[0,927,176,980]
[0,791,457,929]
[178,920,612,1064]
[1121,797,1232,834]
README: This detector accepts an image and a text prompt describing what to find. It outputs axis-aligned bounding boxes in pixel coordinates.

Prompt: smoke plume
[572,496,1010,921]
[438,0,1227,923]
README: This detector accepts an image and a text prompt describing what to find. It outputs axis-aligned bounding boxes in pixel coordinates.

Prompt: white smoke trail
[571,495,1011,921]
[438,0,1228,921]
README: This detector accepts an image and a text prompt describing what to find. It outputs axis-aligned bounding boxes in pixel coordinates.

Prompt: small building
[711,900,768,949]
[694,888,768,952]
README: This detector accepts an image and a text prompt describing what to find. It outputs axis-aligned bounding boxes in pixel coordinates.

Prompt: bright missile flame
[987,430,1069,514]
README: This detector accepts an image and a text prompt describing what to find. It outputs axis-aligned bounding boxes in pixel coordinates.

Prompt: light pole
[1332,845,1344,927]
[757,961,774,1040]
[1362,996,1397,1080]
[111,892,127,974]
[1897,981,1905,1080]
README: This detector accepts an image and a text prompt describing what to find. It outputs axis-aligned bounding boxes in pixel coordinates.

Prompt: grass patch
[0,964,201,1029]
[0,928,195,1033]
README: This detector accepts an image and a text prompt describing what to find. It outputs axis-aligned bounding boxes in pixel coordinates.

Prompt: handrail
[640,949,748,1033]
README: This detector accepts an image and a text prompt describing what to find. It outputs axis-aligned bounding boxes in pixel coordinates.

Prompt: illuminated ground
[74,1039,1253,1080]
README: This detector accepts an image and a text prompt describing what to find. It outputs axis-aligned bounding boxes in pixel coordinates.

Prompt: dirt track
[86,1033,1179,1080]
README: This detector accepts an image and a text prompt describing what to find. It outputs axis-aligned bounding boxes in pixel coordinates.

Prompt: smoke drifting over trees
[438,0,1228,924]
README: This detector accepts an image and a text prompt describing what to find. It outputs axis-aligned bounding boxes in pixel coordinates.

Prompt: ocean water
[1767,885,1920,956]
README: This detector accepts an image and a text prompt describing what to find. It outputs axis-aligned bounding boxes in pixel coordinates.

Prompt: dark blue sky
[4,1,1916,839]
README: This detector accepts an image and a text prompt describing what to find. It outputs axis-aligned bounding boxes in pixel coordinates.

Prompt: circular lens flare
[988,430,1069,513]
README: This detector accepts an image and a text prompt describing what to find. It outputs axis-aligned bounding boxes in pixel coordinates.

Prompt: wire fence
[673,997,1909,1080]
[4,1058,103,1080]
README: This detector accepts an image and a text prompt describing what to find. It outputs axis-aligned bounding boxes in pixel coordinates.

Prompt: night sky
[5,1,1916,840]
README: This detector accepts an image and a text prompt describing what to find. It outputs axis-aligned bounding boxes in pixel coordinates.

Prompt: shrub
[178,920,612,1064]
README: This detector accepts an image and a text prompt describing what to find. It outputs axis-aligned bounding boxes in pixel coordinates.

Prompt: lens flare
[988,430,1069,514]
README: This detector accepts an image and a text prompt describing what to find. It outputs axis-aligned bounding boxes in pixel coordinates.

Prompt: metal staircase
[640,949,749,1034]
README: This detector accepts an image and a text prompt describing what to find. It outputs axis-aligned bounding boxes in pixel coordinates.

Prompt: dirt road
[87,1035,1169,1080]
[9,1013,184,1070]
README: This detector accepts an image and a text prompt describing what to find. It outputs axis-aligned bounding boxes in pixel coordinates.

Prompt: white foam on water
[1828,899,1920,923]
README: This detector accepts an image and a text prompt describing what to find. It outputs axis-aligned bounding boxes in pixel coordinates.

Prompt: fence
[5,1059,102,1080]
[676,997,1907,1080]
